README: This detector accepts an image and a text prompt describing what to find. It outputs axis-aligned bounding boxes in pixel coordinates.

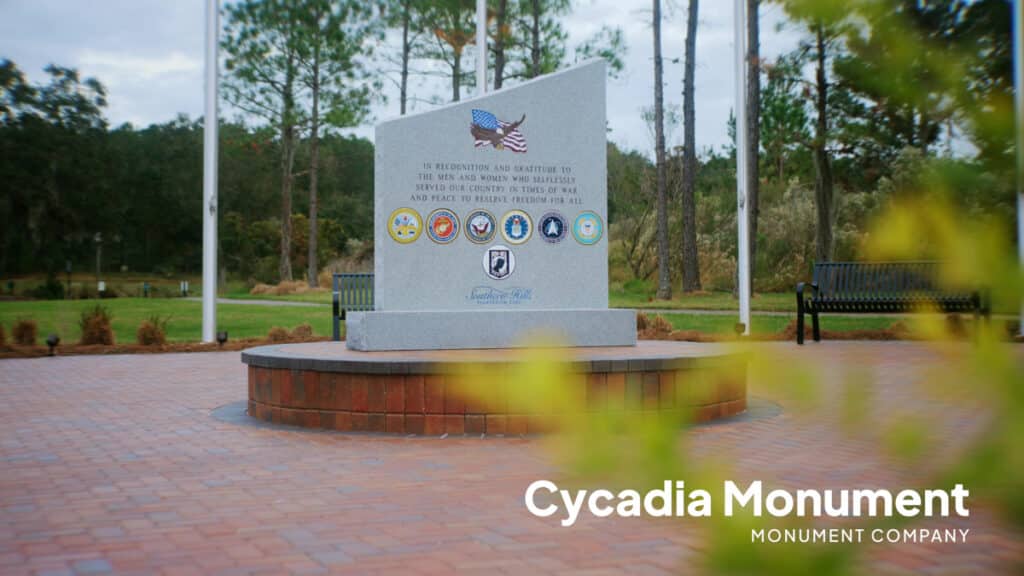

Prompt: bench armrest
[796,282,818,298]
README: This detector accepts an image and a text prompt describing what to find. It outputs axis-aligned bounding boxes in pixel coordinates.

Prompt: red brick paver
[1,343,1021,575]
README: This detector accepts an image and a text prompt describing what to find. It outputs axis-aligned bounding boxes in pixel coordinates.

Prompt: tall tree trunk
[812,24,834,263]
[307,42,321,288]
[494,0,508,89]
[654,0,671,300]
[452,49,461,101]
[400,0,411,115]
[530,0,541,78]
[917,108,930,153]
[279,124,295,281]
[681,0,701,292]
[745,0,760,295]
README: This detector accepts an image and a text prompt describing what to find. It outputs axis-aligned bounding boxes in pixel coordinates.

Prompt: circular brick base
[241,341,747,435]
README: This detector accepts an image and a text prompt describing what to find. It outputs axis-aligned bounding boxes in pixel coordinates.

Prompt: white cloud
[1,0,806,154]
[76,50,201,82]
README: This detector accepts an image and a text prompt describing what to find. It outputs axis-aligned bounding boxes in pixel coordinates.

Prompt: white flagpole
[202,0,219,343]
[476,0,487,95]
[1015,0,1023,337]
[734,0,751,335]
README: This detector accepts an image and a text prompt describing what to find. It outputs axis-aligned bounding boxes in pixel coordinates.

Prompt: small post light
[143,281,150,298]
[46,334,60,356]
[216,331,228,347]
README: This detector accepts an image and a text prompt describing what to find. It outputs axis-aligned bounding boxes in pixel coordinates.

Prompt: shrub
[0,323,6,346]
[12,319,37,346]
[136,315,169,346]
[636,312,650,331]
[637,313,673,338]
[99,287,119,299]
[317,269,333,288]
[79,304,115,345]
[291,323,314,339]
[267,326,289,342]
[74,284,96,300]
[249,280,327,296]
[28,275,65,300]
[649,315,674,334]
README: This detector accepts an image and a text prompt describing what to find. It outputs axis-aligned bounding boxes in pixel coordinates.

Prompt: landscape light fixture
[216,331,228,347]
[46,334,60,356]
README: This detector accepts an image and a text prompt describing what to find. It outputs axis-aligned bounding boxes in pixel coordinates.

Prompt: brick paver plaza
[1,342,1021,575]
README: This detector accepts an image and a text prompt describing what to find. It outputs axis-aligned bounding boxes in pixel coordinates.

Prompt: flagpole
[202,0,219,343]
[476,0,487,95]
[1014,0,1023,337]
[734,0,751,335]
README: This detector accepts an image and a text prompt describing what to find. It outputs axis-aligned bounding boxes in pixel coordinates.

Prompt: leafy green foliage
[574,25,627,78]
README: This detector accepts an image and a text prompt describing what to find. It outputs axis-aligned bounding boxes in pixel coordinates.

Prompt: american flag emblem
[471,109,527,153]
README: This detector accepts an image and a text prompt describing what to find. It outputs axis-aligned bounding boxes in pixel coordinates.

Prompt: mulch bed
[1,319,1019,358]
[641,318,1023,343]
[642,319,965,343]
[0,336,331,359]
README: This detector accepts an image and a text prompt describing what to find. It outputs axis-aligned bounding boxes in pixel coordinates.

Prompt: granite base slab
[345,309,636,351]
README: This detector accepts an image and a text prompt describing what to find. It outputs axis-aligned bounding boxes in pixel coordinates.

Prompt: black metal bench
[332,273,374,341]
[795,262,987,344]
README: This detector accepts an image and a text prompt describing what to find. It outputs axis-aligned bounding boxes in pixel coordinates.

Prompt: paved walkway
[0,343,1020,575]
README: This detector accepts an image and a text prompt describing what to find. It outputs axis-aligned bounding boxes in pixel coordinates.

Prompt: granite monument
[346,60,636,350]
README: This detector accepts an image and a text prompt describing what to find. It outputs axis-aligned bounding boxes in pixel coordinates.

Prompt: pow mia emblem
[483,245,516,280]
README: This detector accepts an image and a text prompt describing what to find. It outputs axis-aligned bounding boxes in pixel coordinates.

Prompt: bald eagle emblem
[471,109,527,153]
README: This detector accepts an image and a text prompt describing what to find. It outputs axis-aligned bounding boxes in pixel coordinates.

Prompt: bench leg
[796,291,805,345]
[812,312,821,342]
[332,292,341,342]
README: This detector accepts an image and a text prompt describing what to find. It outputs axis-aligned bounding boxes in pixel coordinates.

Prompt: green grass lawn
[656,312,898,335]
[222,290,333,304]
[0,298,332,343]
[0,296,903,346]
[610,289,795,312]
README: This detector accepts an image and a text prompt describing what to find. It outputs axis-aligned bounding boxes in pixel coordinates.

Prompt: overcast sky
[0,0,802,157]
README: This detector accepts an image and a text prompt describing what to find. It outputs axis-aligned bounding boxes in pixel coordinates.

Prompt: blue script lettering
[468,286,534,305]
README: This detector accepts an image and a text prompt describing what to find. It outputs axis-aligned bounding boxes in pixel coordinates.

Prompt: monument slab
[348,60,635,351]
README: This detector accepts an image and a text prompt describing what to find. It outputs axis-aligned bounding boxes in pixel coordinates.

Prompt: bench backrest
[333,273,374,311]
[811,262,944,300]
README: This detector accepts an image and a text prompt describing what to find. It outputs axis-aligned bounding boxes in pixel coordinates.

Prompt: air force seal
[387,207,422,244]
[465,209,497,244]
[483,245,516,280]
[572,211,604,245]
[539,211,567,244]
[426,208,460,244]
[501,210,532,244]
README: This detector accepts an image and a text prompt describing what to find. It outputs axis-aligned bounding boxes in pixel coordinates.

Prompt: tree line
[0,0,1016,298]
[640,0,1015,298]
